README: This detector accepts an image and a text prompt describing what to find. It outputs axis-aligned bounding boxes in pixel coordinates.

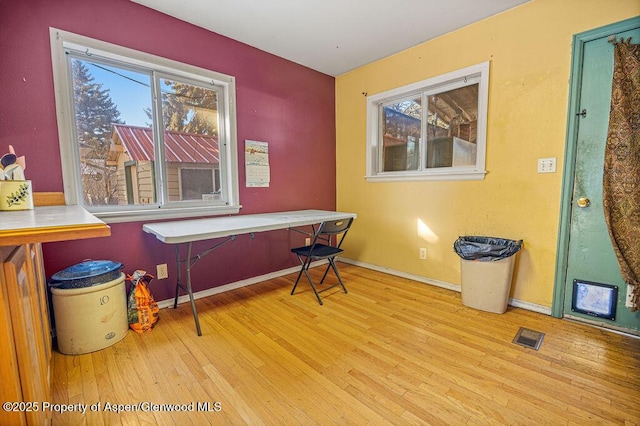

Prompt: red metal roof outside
[112,124,219,164]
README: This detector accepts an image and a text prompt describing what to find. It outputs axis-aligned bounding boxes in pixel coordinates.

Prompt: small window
[50,28,239,222]
[366,62,489,182]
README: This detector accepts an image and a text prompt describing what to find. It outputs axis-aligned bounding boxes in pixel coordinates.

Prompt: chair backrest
[315,217,353,248]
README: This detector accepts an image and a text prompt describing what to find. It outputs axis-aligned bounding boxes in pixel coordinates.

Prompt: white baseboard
[158,257,552,316]
[508,298,552,315]
[341,258,552,316]
[156,261,325,309]
[340,258,461,292]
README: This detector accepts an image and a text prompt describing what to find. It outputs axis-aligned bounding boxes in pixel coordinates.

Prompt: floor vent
[512,327,545,350]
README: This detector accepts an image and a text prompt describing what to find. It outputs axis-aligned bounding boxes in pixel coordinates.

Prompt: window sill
[91,205,242,224]
[365,170,487,183]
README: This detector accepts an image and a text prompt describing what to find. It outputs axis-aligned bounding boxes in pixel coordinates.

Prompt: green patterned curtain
[603,39,640,312]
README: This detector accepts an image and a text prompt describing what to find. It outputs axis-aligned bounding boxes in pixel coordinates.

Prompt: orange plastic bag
[126,270,159,333]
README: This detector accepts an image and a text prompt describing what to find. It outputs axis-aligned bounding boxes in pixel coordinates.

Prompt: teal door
[555,17,640,334]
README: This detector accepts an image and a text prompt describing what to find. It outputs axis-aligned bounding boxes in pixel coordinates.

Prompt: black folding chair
[290,217,354,305]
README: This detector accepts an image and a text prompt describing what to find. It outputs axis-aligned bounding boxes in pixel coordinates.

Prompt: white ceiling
[131,0,529,76]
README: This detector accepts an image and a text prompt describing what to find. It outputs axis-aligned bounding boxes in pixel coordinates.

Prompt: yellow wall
[336,0,640,308]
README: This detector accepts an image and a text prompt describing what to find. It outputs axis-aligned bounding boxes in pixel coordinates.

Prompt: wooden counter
[0,204,110,425]
[0,204,110,246]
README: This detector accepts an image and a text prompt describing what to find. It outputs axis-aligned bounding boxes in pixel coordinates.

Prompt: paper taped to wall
[245,140,270,187]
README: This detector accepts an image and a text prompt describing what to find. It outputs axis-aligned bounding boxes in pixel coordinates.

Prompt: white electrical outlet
[626,285,635,308]
[156,263,168,280]
[305,237,311,246]
[419,248,427,260]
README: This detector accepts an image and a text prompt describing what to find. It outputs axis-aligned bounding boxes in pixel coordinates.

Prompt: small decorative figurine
[0,145,33,210]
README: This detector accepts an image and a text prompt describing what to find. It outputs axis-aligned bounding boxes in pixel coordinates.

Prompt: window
[366,62,489,182]
[50,28,239,222]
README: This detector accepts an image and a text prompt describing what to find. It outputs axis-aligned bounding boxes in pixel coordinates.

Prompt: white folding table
[143,210,357,335]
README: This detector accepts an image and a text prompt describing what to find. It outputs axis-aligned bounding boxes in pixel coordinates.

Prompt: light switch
[537,157,556,173]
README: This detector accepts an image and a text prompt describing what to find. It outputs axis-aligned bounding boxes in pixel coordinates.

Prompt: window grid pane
[425,84,479,169]
[159,78,222,203]
[380,96,422,172]
[69,56,154,207]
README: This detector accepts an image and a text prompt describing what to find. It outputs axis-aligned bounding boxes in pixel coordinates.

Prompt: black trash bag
[454,236,523,262]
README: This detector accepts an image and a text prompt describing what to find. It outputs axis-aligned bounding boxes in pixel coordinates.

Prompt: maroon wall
[0,0,336,301]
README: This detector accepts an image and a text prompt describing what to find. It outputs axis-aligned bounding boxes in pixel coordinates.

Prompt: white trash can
[460,257,516,314]
[454,236,522,314]
[51,269,128,355]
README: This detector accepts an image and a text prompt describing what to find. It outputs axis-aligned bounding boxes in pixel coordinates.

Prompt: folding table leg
[173,243,202,336]
[185,242,202,336]
[174,245,181,309]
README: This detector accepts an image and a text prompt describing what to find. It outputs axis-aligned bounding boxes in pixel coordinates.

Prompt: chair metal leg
[291,255,348,304]
[319,261,332,284]
[302,266,323,305]
[291,255,324,305]
[328,258,348,294]
[319,257,348,294]
[290,255,306,295]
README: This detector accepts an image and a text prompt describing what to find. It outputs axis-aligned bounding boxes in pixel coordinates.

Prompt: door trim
[552,16,640,318]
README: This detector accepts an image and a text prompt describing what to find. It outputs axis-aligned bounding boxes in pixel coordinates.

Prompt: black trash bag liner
[454,236,523,262]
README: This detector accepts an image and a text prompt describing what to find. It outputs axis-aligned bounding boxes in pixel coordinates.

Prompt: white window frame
[365,61,489,182]
[49,28,240,222]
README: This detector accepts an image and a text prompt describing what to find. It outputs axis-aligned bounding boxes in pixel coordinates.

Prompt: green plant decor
[6,183,30,207]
